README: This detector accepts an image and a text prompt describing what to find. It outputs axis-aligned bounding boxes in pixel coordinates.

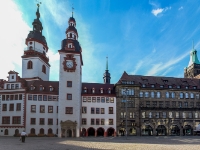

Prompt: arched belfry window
[27,61,33,69]
[42,65,46,74]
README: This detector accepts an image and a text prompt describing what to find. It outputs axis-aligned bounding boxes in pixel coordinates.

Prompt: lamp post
[123,88,129,139]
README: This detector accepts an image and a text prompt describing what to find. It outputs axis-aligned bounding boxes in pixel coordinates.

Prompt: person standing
[21,130,27,143]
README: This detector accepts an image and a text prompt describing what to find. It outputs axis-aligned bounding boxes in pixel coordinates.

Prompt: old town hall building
[0,5,200,137]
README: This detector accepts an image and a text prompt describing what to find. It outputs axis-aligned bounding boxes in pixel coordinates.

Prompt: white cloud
[151,8,164,16]
[178,6,183,10]
[151,7,171,16]
[0,0,31,79]
[131,60,144,75]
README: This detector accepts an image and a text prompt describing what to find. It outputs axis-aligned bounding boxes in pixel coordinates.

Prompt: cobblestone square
[0,136,200,150]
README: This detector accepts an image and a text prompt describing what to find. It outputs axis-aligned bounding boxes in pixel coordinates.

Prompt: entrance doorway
[170,125,180,136]
[107,128,114,136]
[67,129,72,137]
[88,127,95,136]
[119,128,125,136]
[184,125,193,136]
[156,125,167,136]
[82,128,86,137]
[97,128,104,136]
[141,125,153,136]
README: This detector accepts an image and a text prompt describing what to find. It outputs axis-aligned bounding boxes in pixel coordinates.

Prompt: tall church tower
[58,11,83,137]
[103,57,111,84]
[21,4,50,81]
[184,42,200,78]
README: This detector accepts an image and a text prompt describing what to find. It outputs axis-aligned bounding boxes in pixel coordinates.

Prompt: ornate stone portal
[60,120,77,137]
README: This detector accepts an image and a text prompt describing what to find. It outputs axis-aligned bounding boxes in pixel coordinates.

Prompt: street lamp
[123,88,129,139]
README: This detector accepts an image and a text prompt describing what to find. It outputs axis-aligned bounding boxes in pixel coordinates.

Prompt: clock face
[66,61,73,68]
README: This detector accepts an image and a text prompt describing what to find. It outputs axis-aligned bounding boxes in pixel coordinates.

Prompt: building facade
[0,4,200,137]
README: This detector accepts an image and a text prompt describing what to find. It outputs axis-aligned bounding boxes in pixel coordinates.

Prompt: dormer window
[11,84,14,89]
[30,85,35,90]
[108,88,111,94]
[160,85,164,88]
[83,87,87,93]
[15,84,19,89]
[163,80,168,83]
[100,88,103,94]
[12,75,14,79]
[39,86,44,91]
[185,86,189,89]
[168,85,172,88]
[193,86,197,89]
[142,84,146,88]
[49,86,53,91]
[92,88,95,94]
[177,85,180,89]
[7,84,10,89]
[151,84,155,88]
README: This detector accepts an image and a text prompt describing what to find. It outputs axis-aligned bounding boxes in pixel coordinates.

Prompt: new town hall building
[0,5,200,137]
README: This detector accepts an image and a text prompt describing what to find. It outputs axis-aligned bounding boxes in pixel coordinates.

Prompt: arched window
[27,61,33,69]
[180,92,184,99]
[40,128,44,134]
[4,129,8,135]
[166,92,169,98]
[145,92,149,98]
[157,92,160,98]
[139,92,143,97]
[48,128,52,134]
[31,128,35,134]
[42,65,46,74]
[171,92,175,98]
[70,33,72,37]
[151,92,154,98]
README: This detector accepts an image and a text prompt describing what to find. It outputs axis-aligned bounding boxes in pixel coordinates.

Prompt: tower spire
[72,7,74,17]
[192,40,194,49]
[36,2,42,19]
[106,56,108,70]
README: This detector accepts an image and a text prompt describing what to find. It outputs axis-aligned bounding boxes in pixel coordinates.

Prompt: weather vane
[72,4,74,17]
[36,0,42,7]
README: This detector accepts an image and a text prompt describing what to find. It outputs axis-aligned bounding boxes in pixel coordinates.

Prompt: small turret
[103,57,111,84]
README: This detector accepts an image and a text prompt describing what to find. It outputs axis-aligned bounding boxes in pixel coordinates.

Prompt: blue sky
[1,0,200,84]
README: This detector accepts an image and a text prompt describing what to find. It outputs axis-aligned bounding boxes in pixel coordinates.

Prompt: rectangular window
[152,101,157,107]
[67,81,72,87]
[91,118,95,125]
[87,97,91,102]
[110,97,114,103]
[101,119,105,125]
[101,97,105,103]
[15,94,18,100]
[48,106,53,113]
[82,107,87,114]
[10,95,14,100]
[195,112,198,118]
[19,94,22,100]
[83,97,87,102]
[184,102,188,108]
[31,105,36,112]
[159,101,163,107]
[12,116,21,124]
[92,97,96,103]
[178,102,182,108]
[130,112,133,118]
[38,95,42,101]
[97,97,100,103]
[2,95,5,100]
[67,94,72,100]
[106,97,109,103]
[2,104,7,111]
[101,108,105,114]
[11,84,14,89]
[65,107,73,114]
[176,112,179,118]
[43,95,47,101]
[189,112,192,118]
[16,103,21,111]
[48,96,52,101]
[40,105,45,113]
[82,118,86,125]
[163,112,166,118]
[146,101,150,107]
[40,118,45,125]
[7,84,10,89]
[15,84,19,89]
[2,117,10,124]
[53,96,57,101]
[169,112,172,118]
[33,95,37,101]
[172,101,176,107]
[165,101,170,107]
[109,119,113,125]
[96,119,100,125]
[91,107,95,114]
[9,104,14,111]
[182,112,186,118]
[96,108,100,114]
[109,107,113,114]
[48,118,53,125]
[190,102,194,107]
[30,118,36,124]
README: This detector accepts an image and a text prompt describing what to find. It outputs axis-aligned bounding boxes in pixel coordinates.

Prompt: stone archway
[156,125,167,136]
[97,127,104,136]
[87,127,95,136]
[184,125,193,136]
[107,127,115,136]
[141,125,153,136]
[170,125,180,136]
[60,120,77,138]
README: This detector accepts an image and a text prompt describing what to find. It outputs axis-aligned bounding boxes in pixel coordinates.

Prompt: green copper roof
[188,41,200,67]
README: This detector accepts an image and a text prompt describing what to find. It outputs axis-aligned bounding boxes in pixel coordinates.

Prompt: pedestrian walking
[20,130,27,143]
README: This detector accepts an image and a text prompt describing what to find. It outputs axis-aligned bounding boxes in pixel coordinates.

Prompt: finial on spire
[72,7,74,17]
[36,1,42,19]
[106,56,108,70]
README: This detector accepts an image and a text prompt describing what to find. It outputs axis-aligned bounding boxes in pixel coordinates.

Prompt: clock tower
[58,12,83,137]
